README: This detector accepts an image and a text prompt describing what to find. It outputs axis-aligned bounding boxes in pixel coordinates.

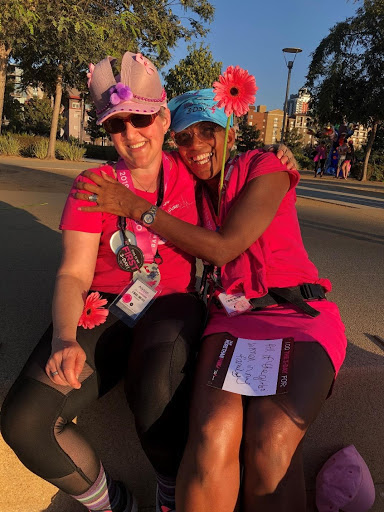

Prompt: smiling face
[172,121,236,182]
[109,108,170,172]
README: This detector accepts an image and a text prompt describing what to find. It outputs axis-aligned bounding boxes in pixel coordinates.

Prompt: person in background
[328,147,339,176]
[74,87,347,512]
[341,140,355,180]
[1,52,206,512]
[313,141,327,177]
[336,141,348,178]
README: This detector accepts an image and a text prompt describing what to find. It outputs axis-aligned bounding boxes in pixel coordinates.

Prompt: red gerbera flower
[213,65,258,117]
[78,292,108,329]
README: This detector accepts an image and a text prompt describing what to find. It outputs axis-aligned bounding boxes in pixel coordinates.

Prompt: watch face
[142,212,154,224]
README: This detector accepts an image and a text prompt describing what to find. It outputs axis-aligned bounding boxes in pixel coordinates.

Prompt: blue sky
[164,0,359,110]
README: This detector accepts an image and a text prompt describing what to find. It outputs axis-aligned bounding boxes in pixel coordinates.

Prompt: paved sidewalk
[0,156,383,512]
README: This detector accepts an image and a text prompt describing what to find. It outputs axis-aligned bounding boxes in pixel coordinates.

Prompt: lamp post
[280,47,302,143]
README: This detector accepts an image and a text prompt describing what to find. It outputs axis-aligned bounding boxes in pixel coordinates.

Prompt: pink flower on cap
[109,82,133,106]
[316,445,375,512]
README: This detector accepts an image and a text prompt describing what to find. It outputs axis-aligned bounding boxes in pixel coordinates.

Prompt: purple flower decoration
[109,82,133,105]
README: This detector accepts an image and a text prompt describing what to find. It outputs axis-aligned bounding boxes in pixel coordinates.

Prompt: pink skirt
[203,299,347,375]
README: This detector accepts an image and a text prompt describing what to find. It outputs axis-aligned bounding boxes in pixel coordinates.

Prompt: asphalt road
[0,156,383,386]
[0,156,383,511]
[297,171,384,210]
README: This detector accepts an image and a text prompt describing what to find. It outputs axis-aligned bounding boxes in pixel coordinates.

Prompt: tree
[9,0,215,158]
[284,128,304,150]
[0,0,38,133]
[236,116,262,153]
[306,0,384,180]
[2,76,24,132]
[164,43,221,98]
[23,97,66,136]
[86,105,107,143]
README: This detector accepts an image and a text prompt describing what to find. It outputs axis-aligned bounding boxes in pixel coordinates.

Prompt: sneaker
[155,485,176,512]
[109,482,138,512]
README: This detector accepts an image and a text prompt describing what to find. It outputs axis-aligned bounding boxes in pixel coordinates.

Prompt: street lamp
[280,47,302,142]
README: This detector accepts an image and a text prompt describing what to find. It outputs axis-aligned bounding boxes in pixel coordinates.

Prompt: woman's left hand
[74,170,148,219]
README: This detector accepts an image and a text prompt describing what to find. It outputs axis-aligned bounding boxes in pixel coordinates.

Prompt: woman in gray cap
[1,52,206,512]
[75,88,346,512]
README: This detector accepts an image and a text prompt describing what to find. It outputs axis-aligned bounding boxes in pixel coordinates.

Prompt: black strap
[268,287,321,318]
[249,284,325,318]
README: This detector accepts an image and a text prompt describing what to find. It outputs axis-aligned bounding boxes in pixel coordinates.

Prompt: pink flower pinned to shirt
[78,292,108,329]
[213,65,258,117]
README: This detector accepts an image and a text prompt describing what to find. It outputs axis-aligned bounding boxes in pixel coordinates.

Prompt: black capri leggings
[1,292,205,496]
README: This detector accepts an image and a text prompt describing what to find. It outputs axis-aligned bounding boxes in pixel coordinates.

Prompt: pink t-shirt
[314,146,327,161]
[219,150,330,299]
[60,153,198,295]
[203,150,346,374]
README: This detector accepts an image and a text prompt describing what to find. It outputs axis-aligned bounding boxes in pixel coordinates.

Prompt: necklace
[131,173,158,192]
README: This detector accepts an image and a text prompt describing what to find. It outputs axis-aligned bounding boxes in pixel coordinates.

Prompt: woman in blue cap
[75,88,346,512]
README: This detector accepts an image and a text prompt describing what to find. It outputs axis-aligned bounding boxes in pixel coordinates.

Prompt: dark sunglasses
[173,122,222,147]
[103,111,159,134]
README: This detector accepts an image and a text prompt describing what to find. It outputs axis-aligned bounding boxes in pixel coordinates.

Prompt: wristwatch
[141,205,158,225]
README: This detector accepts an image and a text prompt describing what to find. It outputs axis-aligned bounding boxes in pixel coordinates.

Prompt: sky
[164,0,359,110]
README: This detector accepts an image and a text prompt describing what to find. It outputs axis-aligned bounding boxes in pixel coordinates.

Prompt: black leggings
[1,292,205,496]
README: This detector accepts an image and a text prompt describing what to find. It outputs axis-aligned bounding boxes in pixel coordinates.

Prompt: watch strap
[141,204,158,225]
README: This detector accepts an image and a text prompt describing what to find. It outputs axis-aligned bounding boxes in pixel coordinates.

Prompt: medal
[117,244,144,272]
[110,230,136,254]
[133,263,161,288]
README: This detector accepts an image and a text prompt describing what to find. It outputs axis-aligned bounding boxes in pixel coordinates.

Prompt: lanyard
[197,157,237,299]
[115,159,166,264]
[197,157,236,232]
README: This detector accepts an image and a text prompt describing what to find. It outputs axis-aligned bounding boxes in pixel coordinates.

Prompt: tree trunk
[0,43,12,135]
[46,72,63,159]
[361,120,379,181]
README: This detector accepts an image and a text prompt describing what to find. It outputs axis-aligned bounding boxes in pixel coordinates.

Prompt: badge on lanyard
[117,244,144,272]
[133,262,161,288]
[110,230,137,254]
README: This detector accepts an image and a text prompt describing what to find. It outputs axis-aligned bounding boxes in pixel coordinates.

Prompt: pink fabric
[220,151,322,297]
[204,150,347,374]
[60,153,198,295]
[314,146,327,162]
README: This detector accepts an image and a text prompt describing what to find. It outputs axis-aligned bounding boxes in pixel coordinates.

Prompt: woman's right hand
[45,337,86,389]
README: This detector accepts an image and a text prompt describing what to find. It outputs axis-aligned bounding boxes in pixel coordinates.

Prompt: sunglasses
[103,111,159,134]
[173,122,222,147]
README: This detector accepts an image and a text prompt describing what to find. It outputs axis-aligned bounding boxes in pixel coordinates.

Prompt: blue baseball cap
[168,88,233,133]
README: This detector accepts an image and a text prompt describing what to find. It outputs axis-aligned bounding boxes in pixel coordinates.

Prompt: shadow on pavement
[0,163,77,193]
[0,200,156,511]
[299,218,384,246]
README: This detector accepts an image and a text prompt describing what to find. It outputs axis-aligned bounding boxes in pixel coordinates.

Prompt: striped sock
[72,464,127,511]
[155,472,176,510]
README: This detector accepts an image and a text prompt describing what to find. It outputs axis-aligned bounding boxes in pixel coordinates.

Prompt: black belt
[249,283,326,318]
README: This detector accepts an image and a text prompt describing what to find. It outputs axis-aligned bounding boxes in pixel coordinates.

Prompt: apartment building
[7,65,44,105]
[246,105,284,144]
[287,114,314,146]
[349,124,368,149]
[62,89,91,143]
[287,87,311,115]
